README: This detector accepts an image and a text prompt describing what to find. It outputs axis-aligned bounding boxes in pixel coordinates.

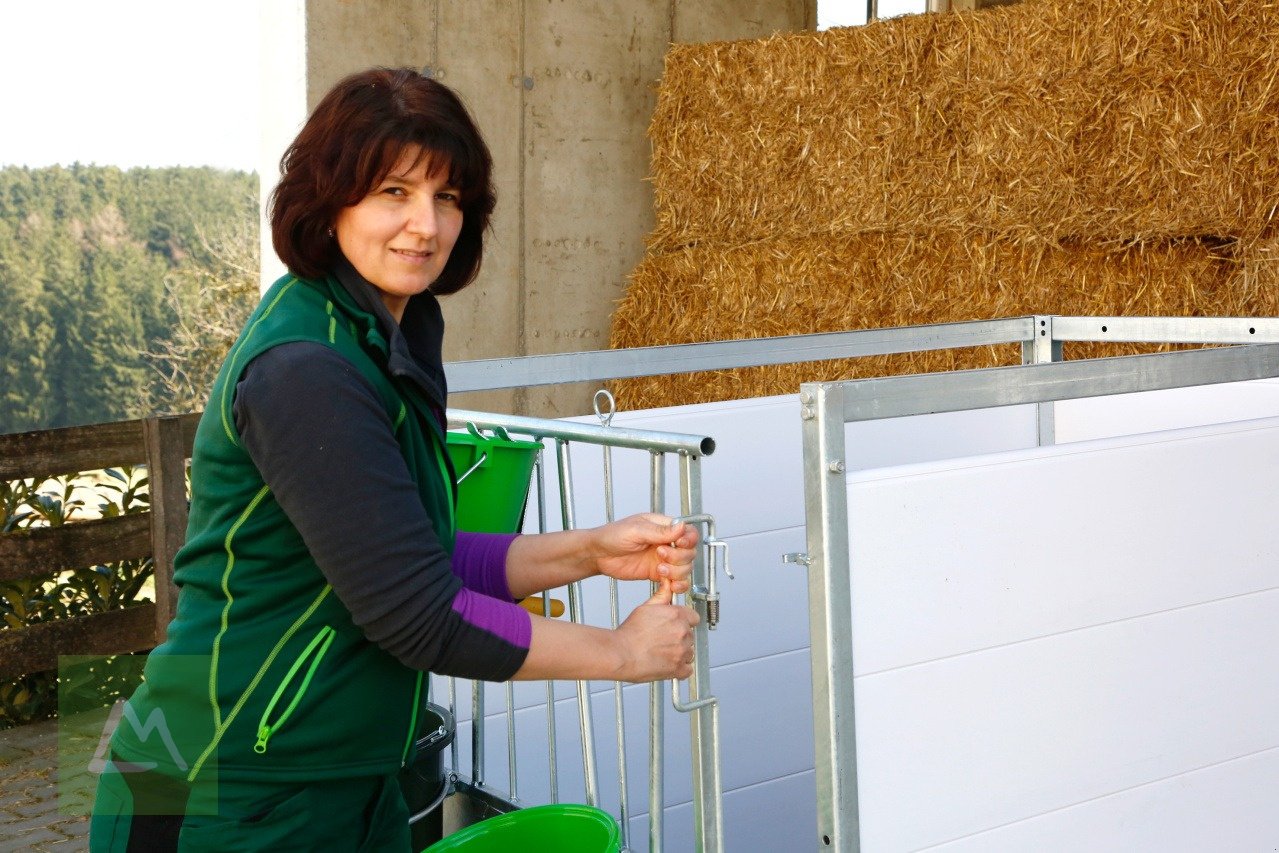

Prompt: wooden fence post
[143,416,189,644]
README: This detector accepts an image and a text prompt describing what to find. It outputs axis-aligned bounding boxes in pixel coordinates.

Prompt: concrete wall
[260,0,815,416]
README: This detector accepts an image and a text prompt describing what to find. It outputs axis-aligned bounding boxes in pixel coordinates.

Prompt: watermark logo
[58,654,215,816]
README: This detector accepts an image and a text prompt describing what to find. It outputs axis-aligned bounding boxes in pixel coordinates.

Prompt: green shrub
[0,467,153,728]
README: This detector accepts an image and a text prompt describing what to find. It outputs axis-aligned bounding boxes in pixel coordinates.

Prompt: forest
[0,164,259,434]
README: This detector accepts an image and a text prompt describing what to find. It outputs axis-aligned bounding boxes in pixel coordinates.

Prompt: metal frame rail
[798,339,1279,851]
[446,316,1279,397]
[439,409,724,853]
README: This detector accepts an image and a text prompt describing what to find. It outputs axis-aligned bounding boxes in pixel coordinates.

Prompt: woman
[89,67,699,852]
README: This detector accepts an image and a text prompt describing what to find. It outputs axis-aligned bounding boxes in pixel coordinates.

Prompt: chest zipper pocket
[254,626,336,754]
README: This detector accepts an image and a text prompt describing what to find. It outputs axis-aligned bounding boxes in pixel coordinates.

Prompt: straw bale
[1234,235,1279,294]
[608,233,1248,410]
[647,0,1279,251]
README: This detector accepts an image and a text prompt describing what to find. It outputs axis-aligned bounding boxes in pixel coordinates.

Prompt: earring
[327,226,335,238]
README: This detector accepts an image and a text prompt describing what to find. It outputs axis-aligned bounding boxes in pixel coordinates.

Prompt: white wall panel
[847,416,1279,673]
[929,747,1279,853]
[1056,377,1279,443]
[843,417,1279,850]
[854,591,1279,849]
[554,394,1039,538]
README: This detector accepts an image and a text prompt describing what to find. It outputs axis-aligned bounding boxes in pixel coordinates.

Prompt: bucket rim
[423,802,620,851]
[445,429,542,451]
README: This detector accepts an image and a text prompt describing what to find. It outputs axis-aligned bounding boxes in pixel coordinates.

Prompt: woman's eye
[436,191,460,205]
[381,186,406,197]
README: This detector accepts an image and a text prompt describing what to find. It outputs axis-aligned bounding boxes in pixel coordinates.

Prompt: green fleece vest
[113,273,456,783]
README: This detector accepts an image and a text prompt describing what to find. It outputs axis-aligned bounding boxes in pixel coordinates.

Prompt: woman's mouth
[391,248,431,261]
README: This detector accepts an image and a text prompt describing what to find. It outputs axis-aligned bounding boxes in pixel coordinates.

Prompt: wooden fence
[0,414,199,680]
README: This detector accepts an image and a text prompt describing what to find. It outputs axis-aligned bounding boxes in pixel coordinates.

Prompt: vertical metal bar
[867,0,879,22]
[600,440,631,851]
[448,677,459,773]
[471,680,485,787]
[1024,315,1062,446]
[556,439,600,807]
[801,383,858,852]
[535,449,559,804]
[680,453,724,853]
[649,450,666,852]
[506,682,518,801]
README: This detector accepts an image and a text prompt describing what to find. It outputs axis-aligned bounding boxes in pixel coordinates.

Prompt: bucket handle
[452,422,513,484]
[455,452,487,484]
[407,777,452,826]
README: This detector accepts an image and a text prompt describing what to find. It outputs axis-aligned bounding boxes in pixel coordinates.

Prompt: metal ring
[592,388,616,427]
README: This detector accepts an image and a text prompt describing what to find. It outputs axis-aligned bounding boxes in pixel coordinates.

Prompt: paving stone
[2,813,68,835]
[8,827,68,846]
[0,745,30,768]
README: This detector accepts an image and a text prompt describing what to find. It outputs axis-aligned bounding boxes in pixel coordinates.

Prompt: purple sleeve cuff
[450,588,532,653]
[452,532,521,602]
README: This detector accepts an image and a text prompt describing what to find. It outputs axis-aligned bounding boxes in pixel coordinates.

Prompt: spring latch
[671,514,733,629]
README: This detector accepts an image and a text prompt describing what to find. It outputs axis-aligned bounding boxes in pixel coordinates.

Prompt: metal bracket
[783,552,811,567]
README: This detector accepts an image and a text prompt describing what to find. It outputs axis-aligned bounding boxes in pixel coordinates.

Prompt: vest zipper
[254,625,336,754]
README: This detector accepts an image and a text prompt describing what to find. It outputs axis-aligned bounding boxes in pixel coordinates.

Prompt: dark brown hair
[269,67,495,295]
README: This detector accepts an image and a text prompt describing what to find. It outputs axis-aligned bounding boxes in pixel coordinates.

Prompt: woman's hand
[592,513,699,595]
[514,581,701,683]
[613,581,701,682]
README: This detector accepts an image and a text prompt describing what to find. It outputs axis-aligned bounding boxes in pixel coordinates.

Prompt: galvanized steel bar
[556,439,600,808]
[1051,316,1279,344]
[836,344,1279,423]
[594,391,631,852]
[533,450,559,804]
[680,453,724,853]
[506,682,517,802]
[449,410,713,457]
[447,318,1034,393]
[649,451,667,853]
[448,677,459,773]
[471,680,485,787]
[1024,315,1061,446]
[801,382,859,852]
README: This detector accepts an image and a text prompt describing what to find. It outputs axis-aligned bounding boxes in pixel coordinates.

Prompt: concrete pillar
[261,0,815,417]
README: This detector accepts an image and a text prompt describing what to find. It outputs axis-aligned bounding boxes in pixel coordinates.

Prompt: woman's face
[334,145,463,322]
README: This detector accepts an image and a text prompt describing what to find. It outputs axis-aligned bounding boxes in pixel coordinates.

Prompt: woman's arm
[235,343,531,681]
[504,515,699,600]
[234,343,698,685]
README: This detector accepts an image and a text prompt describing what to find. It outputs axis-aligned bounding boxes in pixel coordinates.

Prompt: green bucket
[445,424,540,534]
[422,804,621,853]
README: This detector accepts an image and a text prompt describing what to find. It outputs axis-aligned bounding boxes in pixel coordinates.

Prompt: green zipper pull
[253,626,336,757]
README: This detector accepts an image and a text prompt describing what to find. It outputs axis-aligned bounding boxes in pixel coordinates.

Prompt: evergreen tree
[0,164,258,431]
[0,220,54,432]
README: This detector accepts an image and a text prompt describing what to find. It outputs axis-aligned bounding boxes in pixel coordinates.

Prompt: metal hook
[593,388,616,428]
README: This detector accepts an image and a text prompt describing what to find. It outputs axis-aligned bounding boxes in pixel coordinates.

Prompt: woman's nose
[405,199,438,238]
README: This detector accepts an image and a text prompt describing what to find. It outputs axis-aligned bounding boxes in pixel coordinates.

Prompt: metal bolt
[828,460,846,474]
[800,392,813,405]
[800,406,815,420]
[522,76,534,90]
[421,66,434,78]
